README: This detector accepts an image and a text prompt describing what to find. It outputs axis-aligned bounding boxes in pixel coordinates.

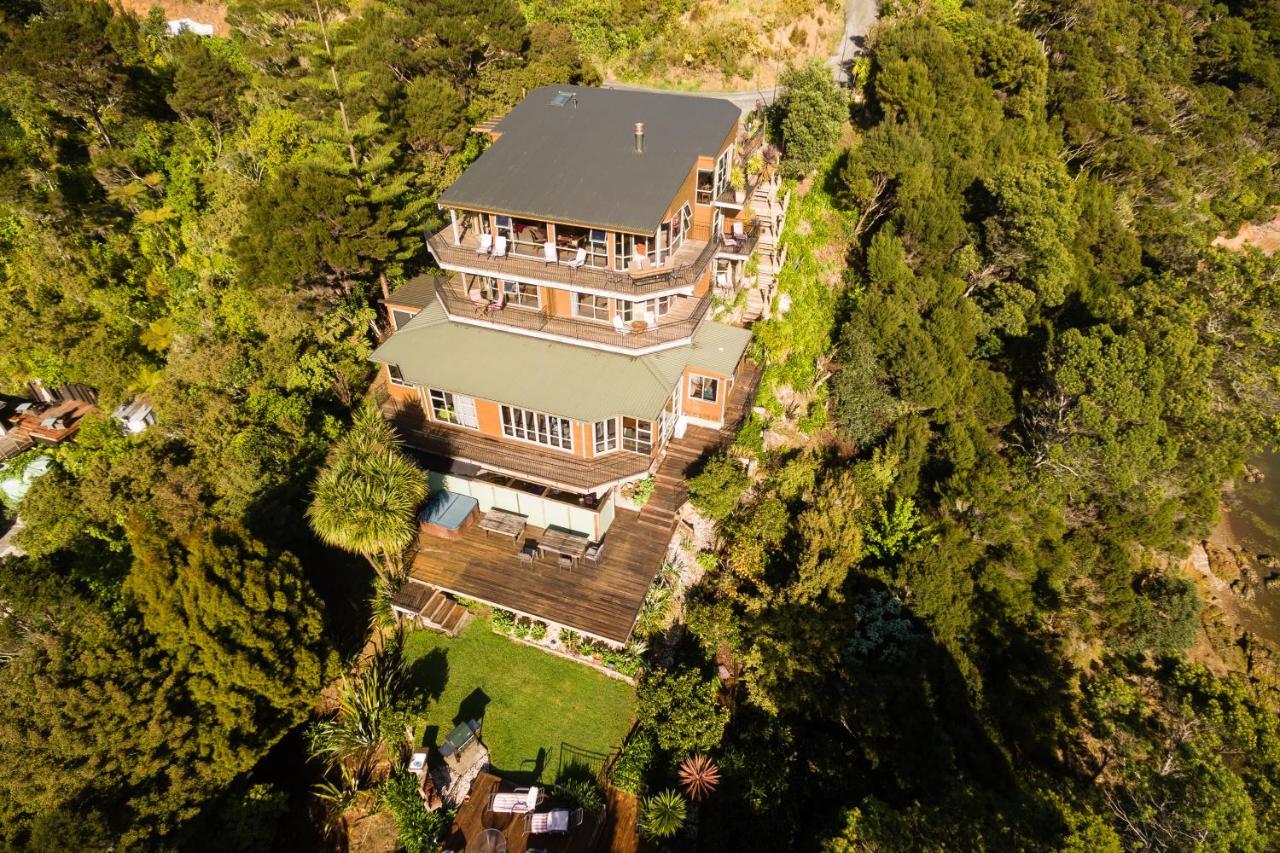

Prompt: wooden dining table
[537,527,590,566]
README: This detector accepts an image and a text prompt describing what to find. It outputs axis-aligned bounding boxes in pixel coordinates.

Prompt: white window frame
[573,292,611,322]
[500,404,573,452]
[593,418,617,454]
[502,280,540,309]
[689,373,719,403]
[713,148,732,199]
[388,364,409,387]
[621,416,652,454]
[427,389,478,429]
[696,168,715,205]
[619,295,673,323]
[495,215,514,242]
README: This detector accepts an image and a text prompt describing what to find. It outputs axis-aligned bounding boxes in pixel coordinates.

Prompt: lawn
[402,617,637,783]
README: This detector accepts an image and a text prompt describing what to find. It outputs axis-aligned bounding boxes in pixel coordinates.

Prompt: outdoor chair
[476,233,492,255]
[519,540,539,563]
[527,808,573,835]
[643,310,658,330]
[584,539,604,562]
[543,241,558,265]
[566,247,587,270]
[631,254,649,271]
[493,236,508,257]
[611,314,630,336]
[491,786,541,814]
[558,554,573,572]
[733,220,746,242]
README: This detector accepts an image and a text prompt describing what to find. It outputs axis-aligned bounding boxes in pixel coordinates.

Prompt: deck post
[450,208,460,246]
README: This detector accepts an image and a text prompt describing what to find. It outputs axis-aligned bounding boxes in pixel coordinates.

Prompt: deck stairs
[392,579,471,636]
[744,177,791,322]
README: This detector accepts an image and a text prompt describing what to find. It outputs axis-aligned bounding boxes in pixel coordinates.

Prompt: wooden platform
[407,363,761,643]
[444,771,606,853]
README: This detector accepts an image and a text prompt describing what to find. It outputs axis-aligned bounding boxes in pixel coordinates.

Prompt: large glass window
[593,418,617,454]
[502,280,540,309]
[696,169,714,205]
[574,292,610,321]
[713,148,732,199]
[501,405,573,450]
[428,389,478,428]
[555,224,608,267]
[508,217,549,258]
[621,417,653,454]
[689,374,719,402]
[618,295,673,323]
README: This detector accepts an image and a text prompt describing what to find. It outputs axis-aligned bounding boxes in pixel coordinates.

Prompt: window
[388,364,409,386]
[713,148,732,198]
[622,417,652,454]
[501,405,573,451]
[428,389,478,428]
[508,217,548,257]
[696,169,715,205]
[502,280,540,308]
[593,418,617,454]
[555,224,608,268]
[618,295,673,323]
[574,292,610,322]
[391,308,416,330]
[689,374,719,402]
[667,203,692,253]
[495,215,513,242]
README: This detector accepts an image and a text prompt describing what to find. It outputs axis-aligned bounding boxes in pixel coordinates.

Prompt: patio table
[537,527,590,566]
[479,508,527,543]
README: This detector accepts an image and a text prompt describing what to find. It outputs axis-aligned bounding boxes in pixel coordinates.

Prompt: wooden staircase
[392,579,471,637]
[744,178,791,322]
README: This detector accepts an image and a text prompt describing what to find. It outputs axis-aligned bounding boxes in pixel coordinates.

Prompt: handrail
[434,278,710,351]
[717,220,762,258]
[426,228,721,297]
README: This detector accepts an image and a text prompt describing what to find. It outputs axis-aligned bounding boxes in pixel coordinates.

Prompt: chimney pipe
[634,122,645,154]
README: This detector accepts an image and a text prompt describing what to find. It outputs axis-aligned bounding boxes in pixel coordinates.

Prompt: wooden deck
[443,771,606,853]
[408,362,761,643]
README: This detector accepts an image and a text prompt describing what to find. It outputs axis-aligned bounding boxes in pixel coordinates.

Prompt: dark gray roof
[386,275,441,308]
[439,85,739,235]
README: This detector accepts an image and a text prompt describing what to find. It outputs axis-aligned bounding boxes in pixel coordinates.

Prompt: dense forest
[0,0,592,847]
[683,0,1280,849]
[1,0,1279,849]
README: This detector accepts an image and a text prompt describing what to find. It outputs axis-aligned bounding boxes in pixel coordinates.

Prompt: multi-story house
[371,86,779,645]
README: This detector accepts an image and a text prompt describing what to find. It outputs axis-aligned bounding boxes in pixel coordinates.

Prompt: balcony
[426,227,721,297]
[432,276,709,353]
[377,391,654,494]
[716,219,762,260]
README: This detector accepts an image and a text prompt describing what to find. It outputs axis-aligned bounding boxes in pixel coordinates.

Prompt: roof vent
[551,91,577,107]
[634,122,645,154]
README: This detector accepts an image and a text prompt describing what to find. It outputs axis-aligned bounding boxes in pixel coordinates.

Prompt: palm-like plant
[678,754,721,800]
[307,635,408,778]
[638,788,687,841]
[308,402,426,579]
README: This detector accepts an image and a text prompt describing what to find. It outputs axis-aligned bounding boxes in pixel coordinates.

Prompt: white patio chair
[493,236,508,257]
[527,808,572,835]
[491,786,541,814]
[476,233,492,255]
[732,220,746,241]
[543,241,558,265]
[611,314,630,336]
[643,310,657,330]
[566,247,587,270]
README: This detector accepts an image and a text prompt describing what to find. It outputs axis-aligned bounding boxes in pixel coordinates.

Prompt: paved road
[604,0,879,109]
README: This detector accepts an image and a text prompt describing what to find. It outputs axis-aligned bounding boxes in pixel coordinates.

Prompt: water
[1213,453,1280,642]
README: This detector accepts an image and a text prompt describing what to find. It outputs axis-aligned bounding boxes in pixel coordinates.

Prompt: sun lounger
[491,786,540,814]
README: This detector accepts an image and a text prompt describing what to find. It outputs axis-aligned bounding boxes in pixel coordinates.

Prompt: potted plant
[747,151,765,181]
[731,166,747,204]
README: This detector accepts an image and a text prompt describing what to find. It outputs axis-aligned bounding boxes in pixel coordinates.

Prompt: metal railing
[427,228,721,297]
[717,219,763,258]
[434,279,709,351]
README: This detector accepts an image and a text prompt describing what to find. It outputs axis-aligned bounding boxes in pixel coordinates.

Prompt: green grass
[402,618,636,783]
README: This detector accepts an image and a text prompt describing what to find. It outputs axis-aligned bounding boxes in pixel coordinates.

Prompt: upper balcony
[426,225,721,298]
[431,275,710,354]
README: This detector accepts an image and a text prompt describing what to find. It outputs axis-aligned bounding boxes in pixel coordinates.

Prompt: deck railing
[426,228,722,297]
[717,219,763,259]
[434,278,710,351]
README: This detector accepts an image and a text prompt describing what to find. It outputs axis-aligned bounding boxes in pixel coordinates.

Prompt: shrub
[561,629,582,655]
[529,621,547,642]
[773,61,847,177]
[610,729,657,795]
[687,453,750,521]
[636,667,729,754]
[630,476,656,507]
[639,789,688,840]
[382,770,452,853]
[554,762,605,814]
[695,551,719,572]
[491,608,516,634]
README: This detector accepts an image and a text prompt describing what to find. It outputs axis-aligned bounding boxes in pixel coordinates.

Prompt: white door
[452,393,479,429]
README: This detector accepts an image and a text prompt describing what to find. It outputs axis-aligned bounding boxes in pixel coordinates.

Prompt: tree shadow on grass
[455,686,490,727]
[492,746,548,786]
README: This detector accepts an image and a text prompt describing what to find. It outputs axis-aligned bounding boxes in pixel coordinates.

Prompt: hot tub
[418,490,480,540]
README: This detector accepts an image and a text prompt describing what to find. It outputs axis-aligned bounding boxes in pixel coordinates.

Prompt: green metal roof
[369,301,751,423]
[439,85,740,234]
[385,275,442,309]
